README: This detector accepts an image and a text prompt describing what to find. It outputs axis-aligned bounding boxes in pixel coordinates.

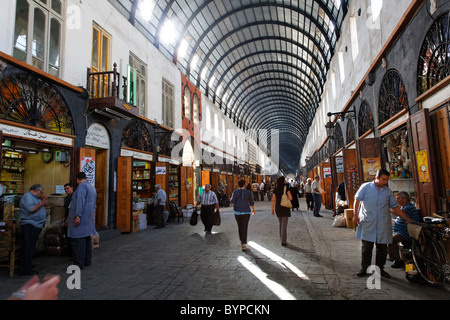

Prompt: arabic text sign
[0,122,73,146]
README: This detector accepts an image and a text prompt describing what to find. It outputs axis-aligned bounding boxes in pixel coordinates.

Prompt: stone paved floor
[1,198,450,302]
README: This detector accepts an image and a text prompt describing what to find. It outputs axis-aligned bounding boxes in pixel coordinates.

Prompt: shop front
[414,75,450,215]
[83,122,111,229]
[0,53,88,221]
[116,119,154,233]
[117,147,153,233]
[0,123,74,219]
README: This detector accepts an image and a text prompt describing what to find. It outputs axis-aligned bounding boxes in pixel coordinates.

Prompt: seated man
[388,191,421,268]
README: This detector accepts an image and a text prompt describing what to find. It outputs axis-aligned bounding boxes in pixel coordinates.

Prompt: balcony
[86,63,138,120]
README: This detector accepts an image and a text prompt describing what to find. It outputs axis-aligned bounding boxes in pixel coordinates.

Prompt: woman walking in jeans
[230,180,255,251]
[271,176,293,246]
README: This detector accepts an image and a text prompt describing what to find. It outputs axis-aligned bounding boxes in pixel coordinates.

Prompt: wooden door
[321,162,332,209]
[431,105,450,211]
[94,149,107,229]
[409,109,439,217]
[356,137,382,183]
[344,148,359,209]
[227,173,233,198]
[211,171,219,193]
[180,166,187,208]
[155,162,169,208]
[187,166,194,205]
[201,170,210,187]
[180,166,194,208]
[116,156,132,233]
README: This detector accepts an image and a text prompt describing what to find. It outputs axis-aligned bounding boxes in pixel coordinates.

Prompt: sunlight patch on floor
[247,241,310,281]
[237,255,297,300]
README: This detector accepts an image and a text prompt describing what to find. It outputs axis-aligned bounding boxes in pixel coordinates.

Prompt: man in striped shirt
[196,184,220,234]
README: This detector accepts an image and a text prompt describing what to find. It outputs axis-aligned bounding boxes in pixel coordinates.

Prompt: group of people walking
[196,169,419,281]
[195,176,319,250]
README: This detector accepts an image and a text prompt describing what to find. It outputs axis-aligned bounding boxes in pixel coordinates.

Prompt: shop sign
[0,122,73,146]
[156,166,166,175]
[335,157,344,173]
[362,157,381,182]
[416,150,431,183]
[157,156,181,165]
[81,157,96,186]
[120,148,153,161]
[86,123,110,149]
[378,112,408,136]
[323,167,332,178]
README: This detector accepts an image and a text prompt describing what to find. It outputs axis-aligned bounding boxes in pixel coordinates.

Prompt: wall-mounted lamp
[325,118,335,138]
[327,106,357,125]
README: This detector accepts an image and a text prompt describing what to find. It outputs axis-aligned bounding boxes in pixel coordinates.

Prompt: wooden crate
[0,220,17,277]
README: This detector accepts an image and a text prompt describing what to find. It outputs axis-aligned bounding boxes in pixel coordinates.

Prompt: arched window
[358,100,374,138]
[184,86,191,120]
[121,120,152,152]
[0,73,73,134]
[193,93,199,124]
[346,119,356,145]
[333,122,344,154]
[222,118,226,142]
[214,114,219,138]
[378,69,409,125]
[417,11,450,95]
[205,106,211,130]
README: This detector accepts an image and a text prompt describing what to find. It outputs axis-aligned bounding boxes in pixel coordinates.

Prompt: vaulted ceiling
[111,0,349,174]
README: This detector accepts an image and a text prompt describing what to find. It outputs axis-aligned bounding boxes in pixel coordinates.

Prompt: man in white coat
[68,172,97,269]
[353,169,412,278]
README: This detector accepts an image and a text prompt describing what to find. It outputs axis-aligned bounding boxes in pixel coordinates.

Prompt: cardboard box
[50,206,66,223]
[132,212,139,233]
[133,202,145,210]
[344,209,354,229]
[182,209,194,218]
[48,195,65,207]
[139,214,147,230]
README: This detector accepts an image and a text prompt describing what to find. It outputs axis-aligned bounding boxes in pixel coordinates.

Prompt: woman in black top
[271,176,293,246]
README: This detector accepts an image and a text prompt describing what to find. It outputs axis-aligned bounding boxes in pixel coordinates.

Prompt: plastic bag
[332,214,346,228]
[190,209,198,226]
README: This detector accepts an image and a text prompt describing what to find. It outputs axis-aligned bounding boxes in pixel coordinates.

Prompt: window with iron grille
[417,11,450,95]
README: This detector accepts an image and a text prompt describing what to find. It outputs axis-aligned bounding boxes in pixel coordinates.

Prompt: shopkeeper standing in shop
[19,184,48,275]
[153,184,167,229]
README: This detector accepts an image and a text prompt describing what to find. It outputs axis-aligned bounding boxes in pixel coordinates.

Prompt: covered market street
[1,198,449,301]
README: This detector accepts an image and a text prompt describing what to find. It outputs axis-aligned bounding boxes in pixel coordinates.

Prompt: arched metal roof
[113,0,349,174]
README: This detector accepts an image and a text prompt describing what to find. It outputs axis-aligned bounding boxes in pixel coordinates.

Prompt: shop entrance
[95,149,108,229]
[78,147,109,229]
[1,138,72,218]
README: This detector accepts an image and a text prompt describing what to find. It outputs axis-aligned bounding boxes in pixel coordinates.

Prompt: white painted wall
[1,0,182,130]
[299,0,413,167]
[201,94,256,165]
[0,0,16,55]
